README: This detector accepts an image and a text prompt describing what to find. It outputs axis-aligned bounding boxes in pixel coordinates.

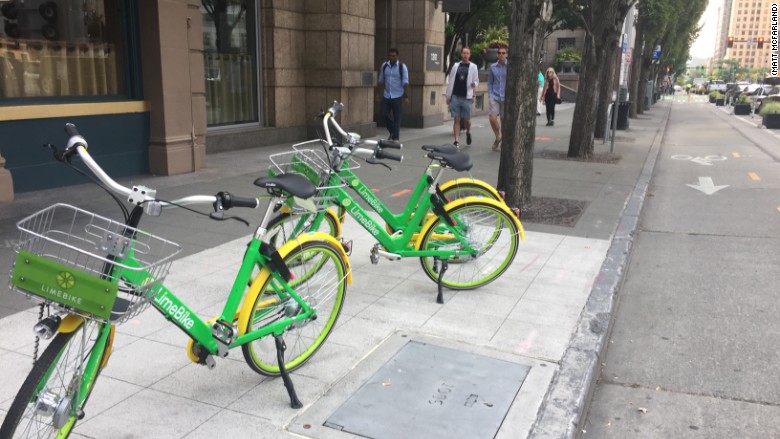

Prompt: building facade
[714,0,734,61]
[0,0,448,201]
[724,0,772,69]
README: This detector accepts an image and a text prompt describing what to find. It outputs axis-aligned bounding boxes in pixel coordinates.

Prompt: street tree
[496,0,553,209]
[565,0,635,158]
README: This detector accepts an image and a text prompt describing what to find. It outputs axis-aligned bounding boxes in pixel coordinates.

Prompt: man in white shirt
[446,47,479,147]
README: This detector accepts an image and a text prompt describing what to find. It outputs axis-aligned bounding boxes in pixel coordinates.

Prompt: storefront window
[0,0,126,99]
[201,0,259,127]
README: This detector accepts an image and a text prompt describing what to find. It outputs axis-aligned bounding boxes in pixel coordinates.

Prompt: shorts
[488,97,504,116]
[449,95,472,120]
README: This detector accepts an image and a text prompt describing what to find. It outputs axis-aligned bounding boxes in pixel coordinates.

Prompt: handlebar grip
[378,139,402,149]
[376,150,403,162]
[64,123,80,138]
[226,194,259,209]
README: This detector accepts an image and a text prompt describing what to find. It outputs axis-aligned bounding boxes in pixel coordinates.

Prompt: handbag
[556,97,562,104]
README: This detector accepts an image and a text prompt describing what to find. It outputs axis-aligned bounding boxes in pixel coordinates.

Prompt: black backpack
[382,61,405,83]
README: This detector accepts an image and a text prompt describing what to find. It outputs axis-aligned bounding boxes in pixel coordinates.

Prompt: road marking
[371,188,380,193]
[748,172,761,181]
[732,152,741,158]
[686,177,729,195]
[671,155,727,165]
[392,189,411,197]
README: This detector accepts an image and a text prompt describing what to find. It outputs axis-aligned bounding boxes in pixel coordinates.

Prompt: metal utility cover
[325,341,530,439]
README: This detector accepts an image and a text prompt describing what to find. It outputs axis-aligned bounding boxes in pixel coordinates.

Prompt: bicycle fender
[439,178,504,202]
[57,314,85,333]
[414,197,525,250]
[237,232,352,337]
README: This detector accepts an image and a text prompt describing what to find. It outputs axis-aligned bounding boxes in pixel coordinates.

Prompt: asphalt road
[583,95,780,437]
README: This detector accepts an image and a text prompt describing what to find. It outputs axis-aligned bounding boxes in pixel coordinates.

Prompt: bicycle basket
[9,204,182,324]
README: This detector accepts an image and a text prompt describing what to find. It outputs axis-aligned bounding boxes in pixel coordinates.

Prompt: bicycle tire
[439,179,503,204]
[0,319,110,439]
[240,239,347,376]
[418,199,520,290]
[265,208,341,248]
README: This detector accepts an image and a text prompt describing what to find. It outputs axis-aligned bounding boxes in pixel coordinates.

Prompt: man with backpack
[375,48,409,142]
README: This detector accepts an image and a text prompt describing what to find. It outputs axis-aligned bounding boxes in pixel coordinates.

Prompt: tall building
[714,0,734,60]
[725,0,773,70]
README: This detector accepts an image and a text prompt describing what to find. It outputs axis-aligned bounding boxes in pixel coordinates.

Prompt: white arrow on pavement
[686,177,729,195]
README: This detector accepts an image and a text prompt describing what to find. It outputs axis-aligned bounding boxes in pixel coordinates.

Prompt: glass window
[0,0,126,99]
[201,0,259,127]
[557,38,575,51]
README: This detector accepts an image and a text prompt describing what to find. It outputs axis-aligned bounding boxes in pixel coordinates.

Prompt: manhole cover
[325,341,530,439]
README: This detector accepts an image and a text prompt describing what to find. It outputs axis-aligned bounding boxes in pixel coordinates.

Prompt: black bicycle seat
[254,173,317,199]
[426,150,473,172]
[422,144,459,154]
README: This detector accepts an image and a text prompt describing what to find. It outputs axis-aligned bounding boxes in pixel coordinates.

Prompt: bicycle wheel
[0,319,110,439]
[439,179,503,203]
[265,208,341,248]
[418,200,520,290]
[240,239,348,376]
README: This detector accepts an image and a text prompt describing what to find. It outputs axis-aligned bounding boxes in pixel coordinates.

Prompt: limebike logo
[41,271,83,306]
[154,294,195,329]
[356,183,384,214]
[342,199,381,236]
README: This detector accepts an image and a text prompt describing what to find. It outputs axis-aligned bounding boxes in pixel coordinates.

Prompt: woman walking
[540,67,561,126]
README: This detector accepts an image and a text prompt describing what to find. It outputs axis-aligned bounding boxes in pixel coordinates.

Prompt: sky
[690,0,722,59]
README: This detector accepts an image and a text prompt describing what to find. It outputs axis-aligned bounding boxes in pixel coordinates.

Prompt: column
[0,154,13,202]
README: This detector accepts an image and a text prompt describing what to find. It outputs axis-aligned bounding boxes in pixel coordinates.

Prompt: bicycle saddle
[254,173,317,199]
[425,150,473,172]
[422,144,459,154]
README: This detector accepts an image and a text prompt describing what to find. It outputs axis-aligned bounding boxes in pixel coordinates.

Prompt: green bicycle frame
[283,163,480,259]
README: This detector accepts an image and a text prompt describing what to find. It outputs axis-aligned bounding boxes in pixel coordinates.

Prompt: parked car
[673,84,683,92]
[755,87,780,113]
[749,85,779,112]
[706,80,728,93]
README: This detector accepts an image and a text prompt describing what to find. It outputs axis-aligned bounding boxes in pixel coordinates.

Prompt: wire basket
[9,204,182,324]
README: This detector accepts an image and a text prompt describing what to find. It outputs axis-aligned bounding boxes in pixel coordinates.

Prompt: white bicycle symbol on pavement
[670,155,728,166]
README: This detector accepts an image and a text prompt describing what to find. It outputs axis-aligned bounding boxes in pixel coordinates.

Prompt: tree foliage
[444,0,512,73]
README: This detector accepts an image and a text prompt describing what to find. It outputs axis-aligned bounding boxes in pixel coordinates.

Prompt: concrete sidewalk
[0,101,671,438]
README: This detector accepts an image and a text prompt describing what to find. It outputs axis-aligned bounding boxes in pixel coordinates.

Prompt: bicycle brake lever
[366,157,392,171]
[44,143,67,162]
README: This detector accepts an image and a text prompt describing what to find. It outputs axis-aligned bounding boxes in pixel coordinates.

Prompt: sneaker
[536,111,541,115]
[466,132,472,145]
[550,120,554,126]
[492,138,501,151]
[453,141,459,148]
[546,121,553,126]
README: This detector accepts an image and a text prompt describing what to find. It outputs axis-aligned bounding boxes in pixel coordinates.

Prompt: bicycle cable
[143,199,250,227]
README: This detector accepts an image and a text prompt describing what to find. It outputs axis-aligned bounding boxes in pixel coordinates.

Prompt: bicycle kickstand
[434,257,448,304]
[274,335,303,409]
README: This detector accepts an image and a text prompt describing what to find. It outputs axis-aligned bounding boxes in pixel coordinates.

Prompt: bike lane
[583,98,780,436]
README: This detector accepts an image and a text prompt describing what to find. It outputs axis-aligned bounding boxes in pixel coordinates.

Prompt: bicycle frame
[282,163,480,259]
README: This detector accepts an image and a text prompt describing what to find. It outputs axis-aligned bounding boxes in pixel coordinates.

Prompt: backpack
[382,61,405,83]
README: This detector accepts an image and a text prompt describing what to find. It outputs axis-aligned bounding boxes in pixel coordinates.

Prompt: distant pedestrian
[537,69,544,116]
[488,47,508,151]
[375,48,409,141]
[446,47,479,147]
[540,67,560,126]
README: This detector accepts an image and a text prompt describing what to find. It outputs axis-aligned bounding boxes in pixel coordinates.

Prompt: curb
[528,101,673,438]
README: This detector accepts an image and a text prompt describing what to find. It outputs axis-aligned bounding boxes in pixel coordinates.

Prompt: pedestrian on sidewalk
[540,67,561,126]
[488,47,508,151]
[537,69,544,116]
[375,48,409,142]
[446,47,479,147]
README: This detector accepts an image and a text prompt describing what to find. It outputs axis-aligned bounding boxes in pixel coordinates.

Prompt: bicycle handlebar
[376,150,403,162]
[61,123,258,211]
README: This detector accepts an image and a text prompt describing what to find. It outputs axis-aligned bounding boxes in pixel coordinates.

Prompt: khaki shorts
[488,97,504,116]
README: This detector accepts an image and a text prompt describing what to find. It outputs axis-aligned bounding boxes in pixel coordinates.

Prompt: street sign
[427,46,442,71]
[652,50,661,61]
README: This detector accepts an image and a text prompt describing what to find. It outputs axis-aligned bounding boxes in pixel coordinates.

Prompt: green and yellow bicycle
[1,124,351,438]
[265,102,524,303]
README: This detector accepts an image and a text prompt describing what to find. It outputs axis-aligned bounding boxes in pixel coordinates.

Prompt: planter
[709,96,716,103]
[483,48,498,64]
[763,113,780,128]
[715,98,725,106]
[560,60,574,73]
[734,104,751,115]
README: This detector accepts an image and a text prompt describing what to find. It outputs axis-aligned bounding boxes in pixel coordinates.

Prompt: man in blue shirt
[488,47,508,151]
[375,48,409,142]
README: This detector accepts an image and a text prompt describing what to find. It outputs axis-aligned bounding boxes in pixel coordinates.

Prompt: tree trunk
[496,0,552,210]
[628,17,644,118]
[567,37,602,157]
[594,44,619,139]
